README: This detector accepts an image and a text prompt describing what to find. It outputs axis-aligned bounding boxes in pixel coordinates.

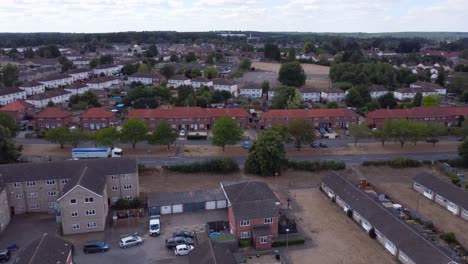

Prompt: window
[46,180,56,185]
[70,199,77,204]
[15,194,23,199]
[260,236,268,244]
[28,192,38,199]
[48,202,56,209]
[61,179,68,184]
[26,181,36,187]
[123,174,131,180]
[30,204,39,210]
[123,184,132,190]
[13,182,20,188]
[87,222,97,228]
[112,186,118,191]
[16,205,24,210]
[84,197,94,203]
[72,224,80,230]
[48,191,58,196]
[71,211,78,217]
[125,196,133,200]
[264,218,273,224]
[86,209,96,216]
[111,175,117,180]
[240,220,250,227]
[240,232,250,239]
[112,197,119,202]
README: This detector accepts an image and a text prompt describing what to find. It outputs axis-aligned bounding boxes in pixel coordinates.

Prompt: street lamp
[275,172,278,189]
[286,228,290,250]
[127,210,130,235]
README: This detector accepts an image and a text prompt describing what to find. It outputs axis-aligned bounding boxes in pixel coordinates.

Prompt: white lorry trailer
[71,147,123,159]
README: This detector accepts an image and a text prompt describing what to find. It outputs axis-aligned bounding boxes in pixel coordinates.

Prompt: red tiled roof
[0,100,33,112]
[80,107,115,118]
[127,107,209,119]
[367,107,468,120]
[262,109,359,119]
[34,107,72,118]
[205,108,249,117]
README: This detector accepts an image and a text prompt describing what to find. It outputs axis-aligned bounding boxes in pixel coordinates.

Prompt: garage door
[172,204,183,213]
[184,203,193,212]
[216,200,227,209]
[161,205,171,214]
[206,201,216,210]
[150,207,160,216]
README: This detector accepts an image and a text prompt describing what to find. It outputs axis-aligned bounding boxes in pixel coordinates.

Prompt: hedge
[186,134,208,140]
[287,160,346,172]
[166,158,239,173]
[362,158,422,168]
[272,237,305,247]
[239,239,251,247]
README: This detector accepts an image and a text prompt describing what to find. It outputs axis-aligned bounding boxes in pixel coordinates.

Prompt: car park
[172,231,194,238]
[174,244,194,256]
[166,236,193,249]
[0,249,10,262]
[83,241,110,254]
[119,236,143,249]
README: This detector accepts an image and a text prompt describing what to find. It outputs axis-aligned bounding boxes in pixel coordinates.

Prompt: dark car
[166,237,194,249]
[172,231,194,238]
[83,241,110,254]
[426,138,439,143]
[0,249,10,262]
[310,143,320,148]
[319,142,328,148]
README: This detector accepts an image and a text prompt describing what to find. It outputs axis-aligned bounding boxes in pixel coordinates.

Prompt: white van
[149,216,160,236]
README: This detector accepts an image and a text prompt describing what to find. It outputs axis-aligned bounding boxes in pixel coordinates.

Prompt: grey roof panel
[148,189,225,207]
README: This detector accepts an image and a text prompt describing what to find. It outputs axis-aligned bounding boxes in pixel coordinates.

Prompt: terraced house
[0,158,139,235]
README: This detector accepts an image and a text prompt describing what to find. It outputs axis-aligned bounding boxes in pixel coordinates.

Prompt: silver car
[119,235,143,248]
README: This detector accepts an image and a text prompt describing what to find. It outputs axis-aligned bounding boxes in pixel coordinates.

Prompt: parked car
[119,236,143,248]
[0,249,10,262]
[294,143,302,149]
[149,216,160,236]
[325,127,333,133]
[310,143,320,148]
[319,142,328,148]
[83,241,110,253]
[166,237,193,249]
[345,130,350,136]
[172,231,194,238]
[179,130,186,137]
[426,137,439,143]
[174,244,194,256]
[243,141,251,149]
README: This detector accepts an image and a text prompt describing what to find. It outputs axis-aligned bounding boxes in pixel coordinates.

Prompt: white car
[119,235,143,248]
[174,244,194,256]
[179,130,186,137]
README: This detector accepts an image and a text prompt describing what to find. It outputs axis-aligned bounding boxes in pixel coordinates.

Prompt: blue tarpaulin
[113,96,122,100]
[116,104,125,108]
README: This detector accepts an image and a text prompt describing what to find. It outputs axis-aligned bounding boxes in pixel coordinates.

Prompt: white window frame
[264,218,273,224]
[86,209,96,216]
[240,231,250,239]
[260,236,268,244]
[125,196,133,200]
[46,180,56,185]
[61,179,68,184]
[30,204,39,210]
[71,211,78,217]
[84,197,94,203]
[70,199,77,204]
[48,191,58,196]
[400,251,409,261]
[123,184,132,190]
[112,197,119,202]
[26,181,36,187]
[123,174,131,180]
[111,175,117,180]
[87,222,97,228]
[15,194,23,199]
[13,182,20,188]
[112,185,118,191]
[240,220,250,227]
[72,224,80,230]
[28,192,38,199]
[16,205,24,210]
[48,202,56,209]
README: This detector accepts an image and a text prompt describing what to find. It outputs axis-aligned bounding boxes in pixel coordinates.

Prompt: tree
[89,58,100,69]
[382,119,414,148]
[286,89,303,109]
[170,54,179,62]
[95,127,120,148]
[185,52,197,63]
[67,129,88,148]
[99,55,113,65]
[436,67,445,86]
[144,44,158,57]
[264,43,280,61]
[425,123,447,147]
[269,125,290,142]
[59,56,75,72]
[0,125,22,164]
[204,66,219,79]
[138,63,150,73]
[261,81,270,94]
[378,92,397,109]
[149,120,177,150]
[177,85,196,106]
[372,129,388,146]
[245,129,287,176]
[271,86,297,109]
[121,119,148,149]
[349,123,372,147]
[212,117,243,151]
[288,119,314,150]
[239,58,252,71]
[121,63,139,76]
[345,88,364,108]
[287,47,296,62]
[0,112,18,137]
[159,64,175,79]
[23,48,35,59]
[278,61,306,87]
[458,139,468,166]
[413,92,423,107]
[327,101,339,109]
[45,127,70,148]
[422,95,441,107]
[37,45,61,58]
[1,64,19,87]
[190,68,202,78]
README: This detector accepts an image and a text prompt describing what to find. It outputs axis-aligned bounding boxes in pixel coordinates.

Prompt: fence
[112,208,145,228]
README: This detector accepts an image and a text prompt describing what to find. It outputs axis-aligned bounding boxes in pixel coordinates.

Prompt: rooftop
[80,107,115,119]
[34,107,72,118]
[0,100,33,112]
[262,108,359,119]
[0,87,25,96]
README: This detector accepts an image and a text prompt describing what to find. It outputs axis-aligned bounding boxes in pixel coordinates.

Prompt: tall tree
[436,66,445,86]
[185,52,197,63]
[0,125,22,164]
[286,89,303,109]
[121,119,148,149]
[425,123,447,147]
[278,61,306,87]
[239,58,252,71]
[264,43,280,61]
[0,112,18,137]
[261,81,270,94]
[159,64,175,79]
[458,139,468,166]
[95,127,120,148]
[245,129,287,176]
[271,86,297,109]
[190,68,202,78]
[345,88,364,108]
[1,64,19,87]
[204,66,219,79]
[45,127,70,148]
[287,47,296,62]
[149,120,177,150]
[212,117,243,151]
[378,92,397,109]
[288,119,314,150]
[412,92,423,107]
[349,123,372,147]
[66,129,88,148]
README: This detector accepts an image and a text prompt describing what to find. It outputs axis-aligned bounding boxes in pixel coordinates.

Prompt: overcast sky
[1,0,467,33]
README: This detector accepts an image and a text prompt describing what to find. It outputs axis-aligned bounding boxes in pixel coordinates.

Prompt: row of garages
[148,189,227,216]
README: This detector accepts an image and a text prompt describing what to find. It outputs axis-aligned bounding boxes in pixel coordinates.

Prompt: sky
[0,0,467,33]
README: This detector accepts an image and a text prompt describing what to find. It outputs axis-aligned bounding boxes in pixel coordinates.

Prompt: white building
[93,64,123,76]
[19,81,45,96]
[168,75,191,88]
[65,82,89,95]
[37,74,74,88]
[86,76,119,90]
[300,88,321,103]
[321,88,345,102]
[267,90,276,101]
[410,81,447,96]
[393,88,438,101]
[191,77,213,89]
[238,83,262,99]
[66,68,92,81]
[0,87,27,105]
[74,57,91,66]
[213,79,238,97]
[26,90,72,108]
[127,73,164,85]
[368,85,390,99]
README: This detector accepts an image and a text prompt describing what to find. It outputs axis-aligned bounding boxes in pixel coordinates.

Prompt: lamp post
[275,172,278,189]
[286,228,290,250]
[127,210,130,235]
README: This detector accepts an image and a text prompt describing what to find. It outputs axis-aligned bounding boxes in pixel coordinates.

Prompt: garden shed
[148,189,227,216]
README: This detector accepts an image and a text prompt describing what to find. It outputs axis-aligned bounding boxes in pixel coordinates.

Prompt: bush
[362,158,422,168]
[287,160,345,172]
[451,176,461,185]
[167,158,239,173]
[114,197,141,210]
[137,163,145,171]
[441,232,457,244]
[239,239,251,247]
[272,238,305,247]
[465,184,468,191]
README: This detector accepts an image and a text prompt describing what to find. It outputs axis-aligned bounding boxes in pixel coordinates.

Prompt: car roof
[176,244,189,249]
[84,241,104,245]
[121,236,137,241]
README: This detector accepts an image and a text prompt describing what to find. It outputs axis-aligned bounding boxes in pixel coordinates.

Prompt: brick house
[205,108,249,129]
[0,158,139,235]
[0,100,34,122]
[127,73,164,85]
[261,109,360,129]
[412,172,468,222]
[18,80,46,96]
[15,233,74,264]
[79,107,116,131]
[321,172,456,264]
[0,87,27,105]
[366,106,468,128]
[34,107,73,129]
[221,181,280,249]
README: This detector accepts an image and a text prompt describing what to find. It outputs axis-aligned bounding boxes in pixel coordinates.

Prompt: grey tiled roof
[413,172,468,209]
[14,233,73,264]
[148,189,225,207]
[188,239,237,264]
[252,225,273,237]
[322,173,455,264]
